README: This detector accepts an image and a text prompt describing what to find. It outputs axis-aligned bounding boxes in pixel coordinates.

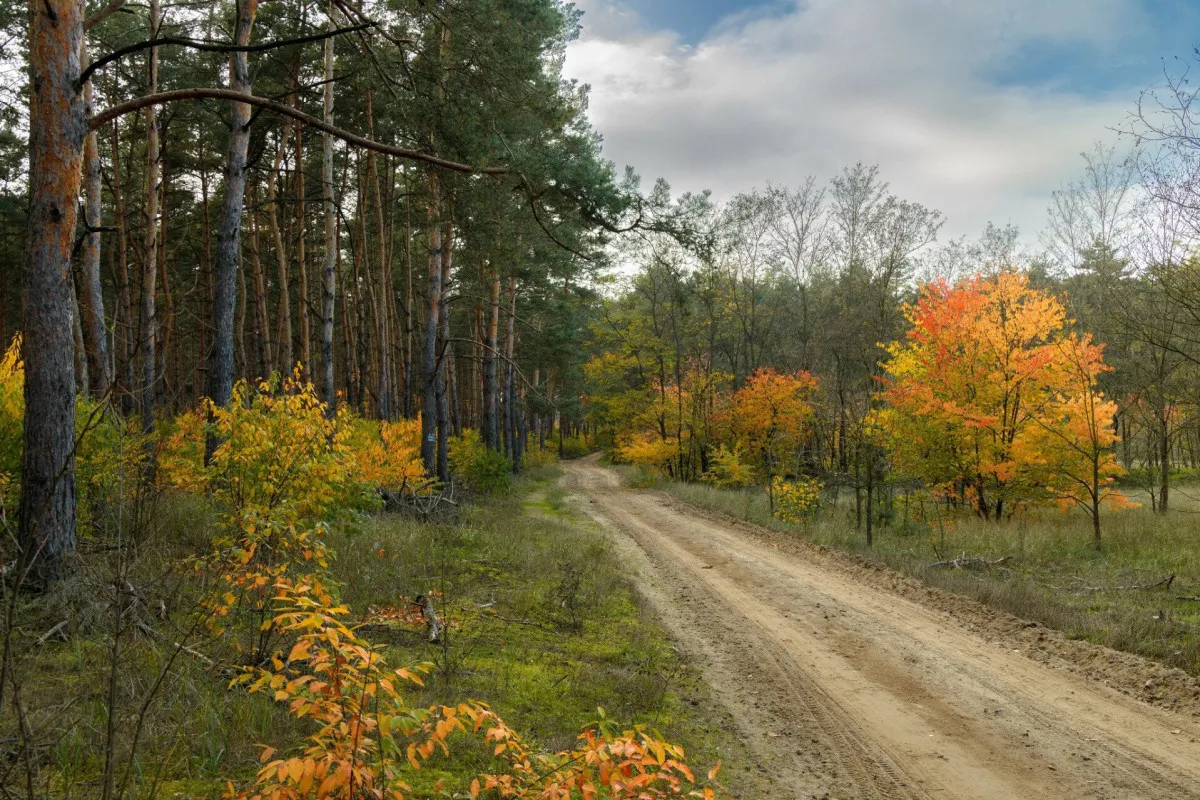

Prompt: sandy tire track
[563,456,1200,800]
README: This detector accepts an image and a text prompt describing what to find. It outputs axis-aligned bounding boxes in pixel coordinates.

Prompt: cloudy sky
[562,0,1198,242]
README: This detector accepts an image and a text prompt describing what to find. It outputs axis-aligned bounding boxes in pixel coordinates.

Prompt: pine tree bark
[110,121,135,416]
[503,275,517,462]
[248,198,270,379]
[267,138,292,373]
[294,117,311,381]
[319,2,336,411]
[206,0,256,461]
[140,0,162,440]
[421,178,443,477]
[436,223,454,473]
[78,46,112,399]
[197,169,213,402]
[483,270,500,450]
[21,0,86,585]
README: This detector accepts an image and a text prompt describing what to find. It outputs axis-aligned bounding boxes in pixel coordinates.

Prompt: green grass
[1,464,737,798]
[658,478,1200,677]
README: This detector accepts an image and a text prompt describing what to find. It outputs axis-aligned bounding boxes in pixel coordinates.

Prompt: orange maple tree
[726,368,818,506]
[877,271,1132,537]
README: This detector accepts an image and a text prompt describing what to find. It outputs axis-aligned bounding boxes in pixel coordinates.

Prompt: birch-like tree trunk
[320,1,336,411]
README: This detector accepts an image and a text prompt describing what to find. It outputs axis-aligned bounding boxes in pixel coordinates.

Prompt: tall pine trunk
[267,139,293,374]
[421,186,443,478]
[78,50,111,399]
[111,122,135,416]
[482,270,500,450]
[206,0,255,460]
[21,0,86,585]
[140,0,161,439]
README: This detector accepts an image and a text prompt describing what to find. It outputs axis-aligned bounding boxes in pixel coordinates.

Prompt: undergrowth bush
[559,433,593,460]
[701,446,757,488]
[771,476,824,525]
[0,335,148,531]
[450,430,512,493]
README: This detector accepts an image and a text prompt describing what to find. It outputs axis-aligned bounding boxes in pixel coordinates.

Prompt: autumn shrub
[347,416,427,493]
[160,376,373,528]
[0,335,148,530]
[700,445,757,488]
[615,432,677,474]
[449,430,512,493]
[771,476,824,526]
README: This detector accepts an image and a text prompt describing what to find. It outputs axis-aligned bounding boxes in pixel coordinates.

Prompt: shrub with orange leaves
[347,417,427,493]
[727,368,818,484]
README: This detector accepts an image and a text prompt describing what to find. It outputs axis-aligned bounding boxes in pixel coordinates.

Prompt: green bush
[558,434,592,459]
[449,430,512,493]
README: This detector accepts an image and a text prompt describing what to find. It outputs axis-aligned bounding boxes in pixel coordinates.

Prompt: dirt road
[564,457,1200,800]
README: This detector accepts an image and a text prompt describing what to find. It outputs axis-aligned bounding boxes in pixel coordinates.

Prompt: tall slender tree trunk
[1159,411,1170,514]
[206,0,255,460]
[319,2,336,411]
[111,122,135,416]
[267,139,293,374]
[140,0,162,439]
[78,49,111,399]
[249,200,270,379]
[21,0,86,585]
[503,275,517,463]
[366,89,390,419]
[483,270,500,450]
[155,129,174,407]
[197,169,213,402]
[437,223,455,473]
[294,117,311,380]
[421,187,443,478]
[403,180,414,417]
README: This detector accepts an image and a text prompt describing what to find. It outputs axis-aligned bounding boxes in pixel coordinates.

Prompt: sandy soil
[563,456,1200,800]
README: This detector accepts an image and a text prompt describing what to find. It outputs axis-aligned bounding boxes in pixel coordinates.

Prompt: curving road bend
[564,456,1200,800]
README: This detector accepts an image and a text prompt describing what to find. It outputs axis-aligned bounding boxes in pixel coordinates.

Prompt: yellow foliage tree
[879,272,1133,541]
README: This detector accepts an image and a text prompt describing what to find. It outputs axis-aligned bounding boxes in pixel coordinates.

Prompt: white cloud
[565,0,1150,242]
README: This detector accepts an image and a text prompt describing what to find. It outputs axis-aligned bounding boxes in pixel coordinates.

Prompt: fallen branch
[35,620,69,646]
[1123,574,1175,591]
[485,615,559,635]
[1052,575,1177,593]
[416,594,441,643]
[926,554,1013,570]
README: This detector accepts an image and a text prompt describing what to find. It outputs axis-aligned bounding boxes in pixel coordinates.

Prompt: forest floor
[7,464,750,798]
[565,454,1200,800]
